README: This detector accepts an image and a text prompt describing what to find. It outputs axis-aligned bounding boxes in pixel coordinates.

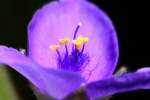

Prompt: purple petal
[0,45,84,99]
[137,67,150,72]
[28,0,118,82]
[85,70,150,99]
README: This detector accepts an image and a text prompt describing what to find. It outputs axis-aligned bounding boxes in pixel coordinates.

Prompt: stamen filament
[65,44,68,56]
[81,43,85,53]
[56,49,61,58]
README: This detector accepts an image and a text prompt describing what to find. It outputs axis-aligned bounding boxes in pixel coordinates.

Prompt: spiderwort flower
[1,0,150,99]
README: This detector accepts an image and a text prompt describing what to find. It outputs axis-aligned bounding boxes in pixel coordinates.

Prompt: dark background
[0,0,150,100]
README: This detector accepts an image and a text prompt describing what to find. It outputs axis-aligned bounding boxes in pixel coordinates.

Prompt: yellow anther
[77,36,88,43]
[49,45,60,50]
[72,40,82,51]
[77,36,84,42]
[59,38,70,45]
[83,37,89,43]
[77,36,89,43]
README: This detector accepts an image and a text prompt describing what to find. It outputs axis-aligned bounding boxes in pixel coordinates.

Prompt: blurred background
[0,0,150,100]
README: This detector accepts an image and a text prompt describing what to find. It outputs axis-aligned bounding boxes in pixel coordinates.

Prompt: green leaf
[0,65,19,100]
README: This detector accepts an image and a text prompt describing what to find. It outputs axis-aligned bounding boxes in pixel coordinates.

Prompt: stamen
[77,36,88,53]
[58,38,69,56]
[59,38,70,45]
[72,40,82,51]
[49,45,61,57]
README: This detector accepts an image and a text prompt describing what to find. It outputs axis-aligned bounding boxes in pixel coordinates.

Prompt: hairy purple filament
[81,43,85,54]
[56,25,90,72]
[65,44,68,57]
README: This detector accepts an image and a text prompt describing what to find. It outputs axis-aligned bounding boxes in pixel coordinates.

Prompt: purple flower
[0,0,150,99]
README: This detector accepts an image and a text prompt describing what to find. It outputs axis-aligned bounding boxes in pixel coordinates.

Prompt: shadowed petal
[28,0,118,82]
[0,45,84,99]
[85,70,150,99]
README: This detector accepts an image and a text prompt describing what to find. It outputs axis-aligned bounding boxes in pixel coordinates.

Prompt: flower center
[50,22,90,72]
